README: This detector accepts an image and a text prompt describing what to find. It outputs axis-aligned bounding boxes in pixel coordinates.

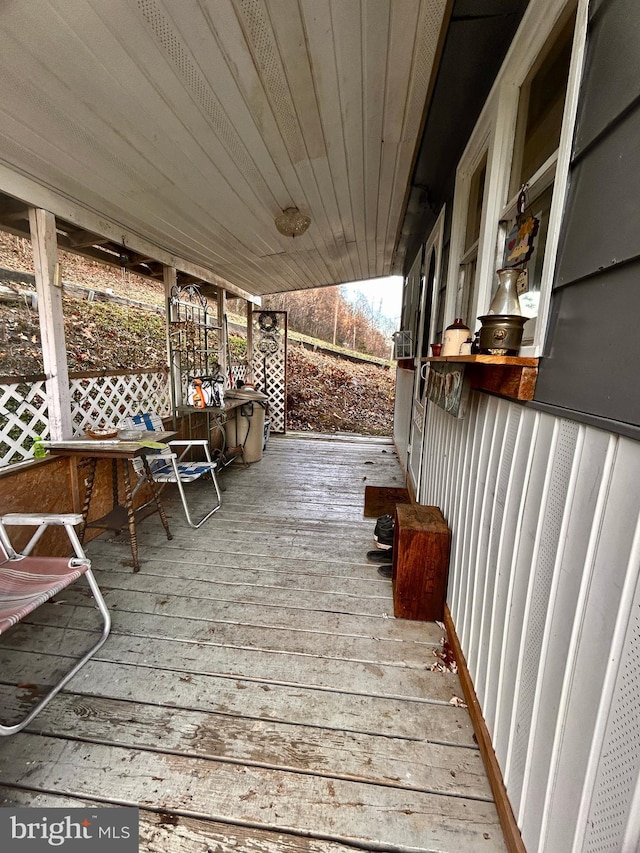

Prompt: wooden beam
[28,207,73,440]
[0,162,260,303]
[218,288,227,380]
[66,228,109,249]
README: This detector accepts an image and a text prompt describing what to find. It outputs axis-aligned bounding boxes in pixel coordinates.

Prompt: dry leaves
[286,345,394,435]
[430,637,458,674]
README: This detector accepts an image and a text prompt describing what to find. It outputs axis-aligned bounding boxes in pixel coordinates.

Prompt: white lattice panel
[69,370,171,434]
[230,361,249,384]
[252,311,287,433]
[0,379,48,466]
[1,370,172,466]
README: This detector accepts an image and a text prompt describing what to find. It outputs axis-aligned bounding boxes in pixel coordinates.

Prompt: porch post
[28,207,72,439]
[246,299,254,381]
[217,287,227,381]
[163,265,177,413]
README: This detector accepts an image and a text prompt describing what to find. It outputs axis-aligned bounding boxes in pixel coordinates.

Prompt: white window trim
[444,0,589,357]
[442,127,493,332]
[425,205,446,351]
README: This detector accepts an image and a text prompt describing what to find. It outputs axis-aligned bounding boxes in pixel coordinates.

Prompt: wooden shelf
[424,354,539,401]
[423,354,538,366]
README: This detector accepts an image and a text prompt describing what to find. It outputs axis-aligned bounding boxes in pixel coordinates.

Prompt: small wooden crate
[392,504,450,621]
[363,484,410,518]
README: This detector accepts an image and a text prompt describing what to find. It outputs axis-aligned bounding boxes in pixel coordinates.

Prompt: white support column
[217,288,227,382]
[246,299,255,381]
[163,266,178,412]
[29,207,72,439]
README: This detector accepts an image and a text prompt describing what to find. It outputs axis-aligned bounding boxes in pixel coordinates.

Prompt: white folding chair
[124,413,222,529]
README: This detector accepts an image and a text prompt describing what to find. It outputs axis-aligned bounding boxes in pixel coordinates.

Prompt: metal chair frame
[0,513,111,736]
[125,413,222,529]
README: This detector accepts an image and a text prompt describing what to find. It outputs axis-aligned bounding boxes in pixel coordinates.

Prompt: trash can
[224,389,268,464]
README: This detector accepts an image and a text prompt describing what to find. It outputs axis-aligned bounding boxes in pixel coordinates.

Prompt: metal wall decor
[425,362,470,418]
[168,285,222,410]
[252,310,287,433]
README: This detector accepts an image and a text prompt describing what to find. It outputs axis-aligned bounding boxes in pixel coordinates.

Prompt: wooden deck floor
[0,433,506,852]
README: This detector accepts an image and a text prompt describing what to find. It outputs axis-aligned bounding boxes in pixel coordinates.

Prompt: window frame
[443,0,589,358]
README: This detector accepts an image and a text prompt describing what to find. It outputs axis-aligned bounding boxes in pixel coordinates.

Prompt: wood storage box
[392,504,451,621]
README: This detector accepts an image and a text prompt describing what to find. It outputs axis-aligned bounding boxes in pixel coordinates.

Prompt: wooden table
[46,433,175,572]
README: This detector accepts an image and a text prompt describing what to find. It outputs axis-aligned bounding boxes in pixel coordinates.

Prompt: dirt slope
[286,345,394,435]
[0,233,395,435]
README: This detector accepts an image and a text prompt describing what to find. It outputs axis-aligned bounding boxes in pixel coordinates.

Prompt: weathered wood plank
[130,523,381,559]
[47,580,438,644]
[29,598,440,666]
[88,538,389,580]
[109,535,389,570]
[0,689,490,799]
[0,788,368,853]
[1,624,461,702]
[88,542,394,593]
[27,601,437,667]
[0,735,505,852]
[0,655,475,744]
[88,564,393,617]
[0,434,501,853]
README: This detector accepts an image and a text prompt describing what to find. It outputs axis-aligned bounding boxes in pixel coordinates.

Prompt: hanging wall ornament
[505,184,539,267]
[258,311,279,333]
[257,333,279,355]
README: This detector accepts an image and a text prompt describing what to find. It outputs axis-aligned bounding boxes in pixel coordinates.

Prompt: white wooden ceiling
[0,0,447,299]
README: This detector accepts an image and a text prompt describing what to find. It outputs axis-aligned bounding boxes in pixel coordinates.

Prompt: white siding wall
[393,367,414,472]
[421,392,640,853]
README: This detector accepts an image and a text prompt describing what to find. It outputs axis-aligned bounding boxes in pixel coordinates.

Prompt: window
[399,248,423,358]
[443,0,587,357]
[496,9,576,346]
[457,153,487,324]
[444,144,490,335]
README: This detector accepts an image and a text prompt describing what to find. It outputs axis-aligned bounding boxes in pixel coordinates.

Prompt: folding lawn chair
[0,513,111,736]
[124,412,222,529]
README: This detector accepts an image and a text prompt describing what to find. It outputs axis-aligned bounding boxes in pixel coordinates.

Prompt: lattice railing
[229,361,249,384]
[0,376,48,466]
[69,369,171,434]
[252,310,287,433]
[0,369,170,467]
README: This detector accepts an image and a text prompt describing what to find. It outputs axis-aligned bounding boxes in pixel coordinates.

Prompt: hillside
[0,233,395,435]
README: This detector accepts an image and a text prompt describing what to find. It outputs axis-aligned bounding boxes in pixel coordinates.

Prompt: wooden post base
[392,504,450,621]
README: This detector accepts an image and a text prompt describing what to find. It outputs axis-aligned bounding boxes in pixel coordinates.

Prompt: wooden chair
[0,513,111,736]
[124,412,222,528]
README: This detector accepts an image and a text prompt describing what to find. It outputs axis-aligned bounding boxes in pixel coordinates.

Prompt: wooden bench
[0,512,111,736]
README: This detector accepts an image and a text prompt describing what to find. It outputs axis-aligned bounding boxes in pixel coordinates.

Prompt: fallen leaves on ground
[430,638,458,674]
[286,345,394,436]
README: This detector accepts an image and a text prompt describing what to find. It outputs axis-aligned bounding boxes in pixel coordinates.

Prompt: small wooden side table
[392,504,451,621]
[46,434,175,572]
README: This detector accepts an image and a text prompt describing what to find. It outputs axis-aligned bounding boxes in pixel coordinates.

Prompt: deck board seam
[0,730,491,801]
[0,652,459,704]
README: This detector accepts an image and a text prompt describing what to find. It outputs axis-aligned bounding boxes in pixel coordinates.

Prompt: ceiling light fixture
[274,207,311,237]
